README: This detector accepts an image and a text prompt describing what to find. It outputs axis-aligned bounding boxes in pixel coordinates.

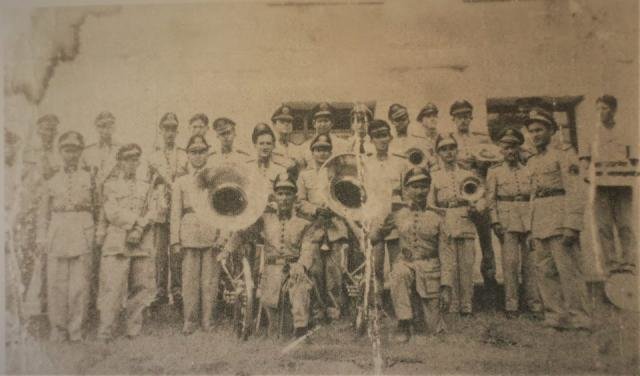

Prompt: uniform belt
[534,188,566,198]
[182,207,195,215]
[496,194,530,202]
[436,199,469,208]
[265,255,298,265]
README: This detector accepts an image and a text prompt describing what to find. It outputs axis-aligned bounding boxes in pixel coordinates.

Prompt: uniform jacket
[528,145,584,239]
[230,208,322,270]
[146,145,188,224]
[209,147,252,165]
[170,163,222,248]
[376,204,452,287]
[245,157,288,187]
[81,141,120,187]
[486,161,531,233]
[37,167,96,258]
[98,175,157,257]
[429,164,485,239]
[363,152,408,221]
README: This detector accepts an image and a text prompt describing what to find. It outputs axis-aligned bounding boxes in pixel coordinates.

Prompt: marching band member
[226,173,322,338]
[82,111,121,189]
[297,133,351,319]
[486,128,541,319]
[526,107,591,331]
[147,112,188,309]
[347,103,374,155]
[372,167,452,342]
[299,103,351,168]
[429,133,486,316]
[247,123,289,186]
[449,100,498,301]
[211,117,252,163]
[271,104,305,175]
[170,135,222,334]
[37,131,95,342]
[96,144,159,341]
[389,103,437,170]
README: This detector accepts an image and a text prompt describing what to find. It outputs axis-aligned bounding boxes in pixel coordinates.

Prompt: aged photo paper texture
[2,0,639,374]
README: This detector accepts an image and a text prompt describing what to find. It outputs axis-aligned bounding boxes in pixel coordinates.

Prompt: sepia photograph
[1,0,638,374]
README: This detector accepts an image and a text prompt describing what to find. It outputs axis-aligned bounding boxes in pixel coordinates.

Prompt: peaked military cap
[403,166,431,186]
[416,103,438,122]
[58,131,84,149]
[388,103,409,122]
[95,111,115,126]
[497,127,524,146]
[449,100,473,116]
[186,134,209,152]
[37,114,60,127]
[312,102,334,120]
[273,172,297,192]
[117,143,142,161]
[252,123,275,144]
[367,119,391,138]
[159,112,179,128]
[525,107,557,130]
[435,133,458,151]
[310,133,332,150]
[272,105,294,122]
[212,117,236,133]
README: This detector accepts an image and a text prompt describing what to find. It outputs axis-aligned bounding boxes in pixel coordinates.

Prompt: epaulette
[561,144,575,152]
[85,143,97,149]
[177,147,186,152]
[272,159,287,168]
[81,164,92,173]
[456,162,472,170]
[236,149,250,156]
[264,203,277,214]
[366,152,374,157]
[471,131,489,137]
[175,168,189,179]
[207,151,217,157]
[245,159,256,164]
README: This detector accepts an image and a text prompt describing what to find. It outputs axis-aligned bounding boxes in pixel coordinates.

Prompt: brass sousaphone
[196,162,270,231]
[320,153,367,221]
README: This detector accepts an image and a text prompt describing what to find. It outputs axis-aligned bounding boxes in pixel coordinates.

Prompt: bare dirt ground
[6,291,639,375]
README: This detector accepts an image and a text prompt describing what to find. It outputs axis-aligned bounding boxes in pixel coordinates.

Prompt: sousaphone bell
[195,162,270,231]
[320,153,367,221]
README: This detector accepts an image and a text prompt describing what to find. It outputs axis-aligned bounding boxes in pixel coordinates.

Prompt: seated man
[372,167,452,343]
[227,172,322,338]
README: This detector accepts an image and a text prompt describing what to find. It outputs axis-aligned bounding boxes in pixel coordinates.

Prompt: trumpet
[459,175,485,203]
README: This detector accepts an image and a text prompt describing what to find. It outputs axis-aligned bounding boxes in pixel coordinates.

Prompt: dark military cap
[251,123,276,144]
[272,105,294,122]
[58,131,84,149]
[95,111,115,126]
[403,166,431,186]
[497,127,524,146]
[596,95,618,111]
[186,134,209,152]
[312,102,334,120]
[273,172,297,192]
[310,133,332,151]
[367,119,391,138]
[189,113,209,126]
[435,133,458,151]
[388,104,409,122]
[159,112,179,129]
[449,100,473,116]
[37,114,60,127]
[525,107,557,130]
[117,143,142,161]
[212,117,236,133]
[416,103,438,122]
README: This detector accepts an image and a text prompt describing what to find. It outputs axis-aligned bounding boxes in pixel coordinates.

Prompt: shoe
[394,321,411,343]
[294,326,309,338]
[527,311,544,321]
[460,311,474,318]
[505,311,519,320]
[182,322,197,336]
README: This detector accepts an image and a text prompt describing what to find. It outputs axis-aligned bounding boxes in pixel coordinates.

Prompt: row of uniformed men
[24,99,589,343]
